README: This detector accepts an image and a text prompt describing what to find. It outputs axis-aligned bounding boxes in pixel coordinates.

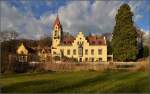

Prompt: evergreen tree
[112,4,138,61]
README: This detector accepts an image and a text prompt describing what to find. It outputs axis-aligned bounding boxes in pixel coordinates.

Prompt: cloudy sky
[1,0,150,39]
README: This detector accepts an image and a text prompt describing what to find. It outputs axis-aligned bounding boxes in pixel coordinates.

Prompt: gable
[17,43,28,55]
[72,32,90,47]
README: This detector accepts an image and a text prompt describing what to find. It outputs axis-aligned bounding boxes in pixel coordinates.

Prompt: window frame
[98,49,102,55]
[73,49,76,55]
[85,49,88,55]
[67,49,70,55]
[91,49,94,55]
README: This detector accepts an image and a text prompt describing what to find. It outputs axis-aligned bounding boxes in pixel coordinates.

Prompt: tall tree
[112,4,138,61]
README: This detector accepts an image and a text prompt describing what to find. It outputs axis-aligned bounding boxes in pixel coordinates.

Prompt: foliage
[0,30,18,41]
[112,4,138,61]
[13,62,30,73]
[1,71,148,93]
[37,37,52,47]
[61,56,78,62]
[142,46,149,57]
[107,40,112,54]
[63,32,73,37]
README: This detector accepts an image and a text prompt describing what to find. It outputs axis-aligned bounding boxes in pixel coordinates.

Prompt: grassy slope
[1,71,149,93]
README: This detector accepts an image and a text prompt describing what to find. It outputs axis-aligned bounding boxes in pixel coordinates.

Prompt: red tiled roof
[61,35,106,45]
[62,36,75,45]
[86,35,106,45]
[60,34,106,45]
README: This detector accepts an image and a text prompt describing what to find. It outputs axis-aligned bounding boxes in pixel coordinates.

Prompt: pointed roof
[17,43,28,55]
[53,15,61,28]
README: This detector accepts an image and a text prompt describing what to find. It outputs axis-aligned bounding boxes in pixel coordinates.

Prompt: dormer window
[92,41,95,44]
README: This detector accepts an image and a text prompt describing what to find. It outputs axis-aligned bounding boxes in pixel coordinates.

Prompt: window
[79,48,83,56]
[98,41,101,44]
[73,49,76,55]
[91,58,94,62]
[55,25,58,30]
[67,49,70,55]
[53,51,56,55]
[54,30,59,39]
[85,58,88,62]
[79,58,82,62]
[54,30,57,36]
[78,42,83,56]
[18,56,21,62]
[98,49,102,55]
[25,56,27,62]
[92,41,95,44]
[18,55,27,62]
[99,58,102,61]
[85,49,88,55]
[91,49,94,55]
[60,49,64,55]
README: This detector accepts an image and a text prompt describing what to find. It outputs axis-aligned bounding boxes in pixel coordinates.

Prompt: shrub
[61,56,78,62]
[13,61,30,73]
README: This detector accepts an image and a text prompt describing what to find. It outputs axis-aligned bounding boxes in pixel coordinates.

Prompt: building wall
[52,32,107,62]
[52,24,61,48]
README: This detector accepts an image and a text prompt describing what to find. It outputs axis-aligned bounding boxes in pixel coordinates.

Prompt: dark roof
[60,35,106,46]
[24,45,36,54]
[86,35,106,45]
[21,43,51,54]
[61,36,75,45]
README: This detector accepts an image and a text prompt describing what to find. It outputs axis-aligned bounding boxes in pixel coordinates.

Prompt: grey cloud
[1,1,145,40]
[1,1,46,40]
[41,1,124,36]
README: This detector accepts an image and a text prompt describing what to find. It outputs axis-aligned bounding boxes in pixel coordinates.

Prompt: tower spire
[53,14,61,28]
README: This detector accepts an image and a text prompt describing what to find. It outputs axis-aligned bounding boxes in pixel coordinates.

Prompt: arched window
[78,42,83,57]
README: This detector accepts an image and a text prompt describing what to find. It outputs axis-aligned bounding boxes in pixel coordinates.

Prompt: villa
[17,16,110,63]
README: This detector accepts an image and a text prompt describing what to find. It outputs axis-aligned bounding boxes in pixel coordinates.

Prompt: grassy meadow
[1,70,149,93]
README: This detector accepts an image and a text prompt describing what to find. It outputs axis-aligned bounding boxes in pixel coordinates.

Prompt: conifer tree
[112,4,138,61]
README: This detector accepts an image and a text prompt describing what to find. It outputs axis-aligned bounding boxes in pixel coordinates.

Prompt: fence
[43,63,116,71]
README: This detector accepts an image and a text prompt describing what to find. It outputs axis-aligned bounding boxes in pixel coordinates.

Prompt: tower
[52,15,63,48]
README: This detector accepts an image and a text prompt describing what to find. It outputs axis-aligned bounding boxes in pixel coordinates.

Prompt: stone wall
[43,62,115,72]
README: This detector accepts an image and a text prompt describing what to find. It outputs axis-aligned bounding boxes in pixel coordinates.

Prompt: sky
[1,0,150,40]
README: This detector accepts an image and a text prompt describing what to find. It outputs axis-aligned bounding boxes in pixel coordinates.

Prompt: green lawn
[1,70,149,93]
